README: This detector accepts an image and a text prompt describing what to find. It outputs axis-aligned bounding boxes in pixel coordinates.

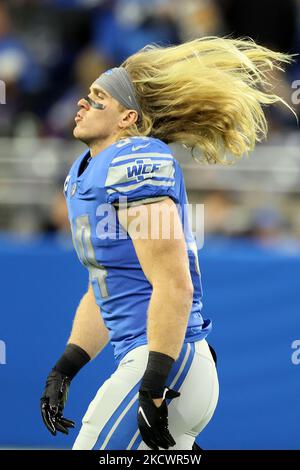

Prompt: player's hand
[40,369,75,436]
[137,386,180,450]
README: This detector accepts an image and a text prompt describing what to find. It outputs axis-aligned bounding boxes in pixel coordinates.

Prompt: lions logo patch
[71,182,77,197]
[63,175,71,195]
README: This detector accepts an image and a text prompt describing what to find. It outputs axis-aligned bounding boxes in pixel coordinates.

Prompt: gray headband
[95,67,142,121]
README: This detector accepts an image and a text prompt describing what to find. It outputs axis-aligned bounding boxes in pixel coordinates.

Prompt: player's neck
[89,133,124,157]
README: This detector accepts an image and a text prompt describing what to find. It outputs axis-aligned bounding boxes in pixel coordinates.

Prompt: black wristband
[53,343,91,380]
[140,351,175,398]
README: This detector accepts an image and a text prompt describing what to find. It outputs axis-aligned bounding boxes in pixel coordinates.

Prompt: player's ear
[118,109,138,129]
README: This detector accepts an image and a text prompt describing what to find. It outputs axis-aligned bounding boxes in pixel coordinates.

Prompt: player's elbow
[163,275,194,304]
[179,279,194,304]
[177,275,193,295]
[171,278,194,315]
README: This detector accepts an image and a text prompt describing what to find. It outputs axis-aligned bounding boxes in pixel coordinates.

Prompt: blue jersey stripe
[93,381,141,450]
[110,156,174,168]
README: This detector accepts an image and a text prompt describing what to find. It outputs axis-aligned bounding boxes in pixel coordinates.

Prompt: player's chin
[73,124,85,139]
[73,125,94,145]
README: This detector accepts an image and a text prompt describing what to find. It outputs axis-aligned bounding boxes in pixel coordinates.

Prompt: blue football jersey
[64,136,212,363]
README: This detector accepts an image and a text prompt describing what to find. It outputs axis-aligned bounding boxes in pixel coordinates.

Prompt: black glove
[40,369,75,436]
[40,343,90,436]
[138,386,180,450]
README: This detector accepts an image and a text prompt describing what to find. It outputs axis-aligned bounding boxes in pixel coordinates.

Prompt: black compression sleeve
[140,351,175,398]
[53,343,91,380]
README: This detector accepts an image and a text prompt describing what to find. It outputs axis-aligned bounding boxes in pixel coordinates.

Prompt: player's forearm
[68,285,110,359]
[147,281,193,361]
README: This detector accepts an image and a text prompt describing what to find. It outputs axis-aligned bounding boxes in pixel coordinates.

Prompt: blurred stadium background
[0,0,299,450]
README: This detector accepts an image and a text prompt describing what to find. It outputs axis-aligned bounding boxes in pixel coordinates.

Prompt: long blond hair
[121,36,295,164]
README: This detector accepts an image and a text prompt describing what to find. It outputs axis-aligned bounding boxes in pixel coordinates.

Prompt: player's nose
[78,97,90,110]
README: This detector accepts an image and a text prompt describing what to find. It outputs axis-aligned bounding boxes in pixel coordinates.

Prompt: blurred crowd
[42,189,300,253]
[193,190,300,253]
[0,0,300,250]
[0,0,299,138]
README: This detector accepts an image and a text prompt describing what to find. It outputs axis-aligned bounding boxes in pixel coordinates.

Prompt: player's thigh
[167,339,219,440]
[137,339,219,451]
[73,344,149,450]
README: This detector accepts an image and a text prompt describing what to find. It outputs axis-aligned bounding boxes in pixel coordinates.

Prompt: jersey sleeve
[104,139,179,208]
